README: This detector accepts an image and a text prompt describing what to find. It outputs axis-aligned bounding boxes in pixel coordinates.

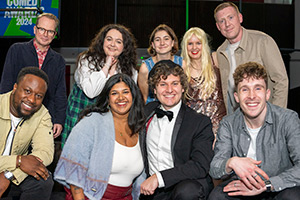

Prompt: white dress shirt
[147,101,182,187]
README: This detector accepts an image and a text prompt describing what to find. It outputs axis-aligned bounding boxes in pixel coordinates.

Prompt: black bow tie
[155,108,173,122]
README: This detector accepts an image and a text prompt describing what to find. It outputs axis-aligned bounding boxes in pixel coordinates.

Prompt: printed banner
[0,0,59,37]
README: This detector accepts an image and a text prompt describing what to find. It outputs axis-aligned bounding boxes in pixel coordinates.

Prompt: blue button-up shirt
[210,102,300,191]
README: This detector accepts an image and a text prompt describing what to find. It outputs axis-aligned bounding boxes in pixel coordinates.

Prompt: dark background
[0,1,294,57]
[0,0,295,101]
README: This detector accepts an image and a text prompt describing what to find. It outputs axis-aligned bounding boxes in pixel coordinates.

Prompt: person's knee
[274,186,300,200]
[208,185,227,200]
[39,176,54,192]
[171,180,203,200]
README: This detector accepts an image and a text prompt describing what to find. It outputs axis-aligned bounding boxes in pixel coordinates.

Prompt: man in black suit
[139,60,214,200]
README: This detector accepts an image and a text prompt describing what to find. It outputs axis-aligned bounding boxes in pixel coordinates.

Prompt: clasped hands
[224,157,269,196]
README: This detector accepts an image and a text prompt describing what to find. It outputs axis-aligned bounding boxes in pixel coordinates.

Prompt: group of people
[0,1,299,200]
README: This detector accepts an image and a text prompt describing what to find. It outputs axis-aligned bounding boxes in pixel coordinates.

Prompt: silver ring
[34,174,37,178]
[234,183,236,187]
[253,174,258,178]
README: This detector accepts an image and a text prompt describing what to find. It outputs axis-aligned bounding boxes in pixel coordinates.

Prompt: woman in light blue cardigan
[54,74,146,200]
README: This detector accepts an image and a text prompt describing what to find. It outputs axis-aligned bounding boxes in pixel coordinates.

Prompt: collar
[220,27,247,53]
[160,100,182,121]
[236,101,273,130]
[33,39,50,54]
[0,92,13,120]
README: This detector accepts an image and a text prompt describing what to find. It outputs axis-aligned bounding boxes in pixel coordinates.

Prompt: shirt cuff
[156,172,165,188]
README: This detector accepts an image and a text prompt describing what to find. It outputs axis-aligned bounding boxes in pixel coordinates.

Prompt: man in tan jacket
[0,67,54,200]
[214,2,289,114]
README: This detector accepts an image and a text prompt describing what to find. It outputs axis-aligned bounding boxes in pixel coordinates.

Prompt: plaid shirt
[61,83,97,148]
[33,39,49,69]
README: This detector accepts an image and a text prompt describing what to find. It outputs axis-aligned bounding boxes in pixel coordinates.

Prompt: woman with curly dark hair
[61,24,138,147]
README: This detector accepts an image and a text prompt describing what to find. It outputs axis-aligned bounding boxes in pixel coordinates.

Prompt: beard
[12,94,36,120]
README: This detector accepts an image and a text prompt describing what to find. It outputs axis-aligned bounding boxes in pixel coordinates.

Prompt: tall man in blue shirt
[0,13,67,138]
[139,60,214,200]
[209,62,300,199]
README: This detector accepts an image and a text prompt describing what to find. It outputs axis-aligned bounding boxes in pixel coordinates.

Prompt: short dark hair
[17,67,49,86]
[147,24,179,56]
[233,62,268,90]
[36,13,59,29]
[148,60,188,100]
[79,74,145,135]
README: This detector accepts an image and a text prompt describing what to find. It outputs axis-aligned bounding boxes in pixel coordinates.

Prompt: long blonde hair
[181,27,216,100]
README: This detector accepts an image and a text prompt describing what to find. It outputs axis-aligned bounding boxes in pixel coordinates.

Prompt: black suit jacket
[140,101,214,189]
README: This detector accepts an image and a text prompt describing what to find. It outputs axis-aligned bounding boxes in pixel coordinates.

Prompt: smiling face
[234,77,270,125]
[103,29,124,58]
[34,16,57,50]
[152,30,174,56]
[187,34,202,60]
[10,74,47,119]
[215,6,243,44]
[154,74,184,110]
[109,81,133,117]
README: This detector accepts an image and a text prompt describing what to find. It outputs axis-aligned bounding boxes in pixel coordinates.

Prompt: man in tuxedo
[139,60,214,200]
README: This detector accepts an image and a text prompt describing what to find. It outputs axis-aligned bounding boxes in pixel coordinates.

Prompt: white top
[74,56,138,99]
[147,101,182,188]
[108,140,143,187]
[227,41,240,114]
[246,125,261,161]
[2,113,22,156]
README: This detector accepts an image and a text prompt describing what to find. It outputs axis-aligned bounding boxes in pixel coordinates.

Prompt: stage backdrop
[0,0,60,38]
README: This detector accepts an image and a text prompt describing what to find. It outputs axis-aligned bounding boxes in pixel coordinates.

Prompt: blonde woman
[181,27,226,136]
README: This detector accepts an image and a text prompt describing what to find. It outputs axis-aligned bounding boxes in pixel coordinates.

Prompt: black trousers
[208,177,300,200]
[1,173,54,200]
[140,178,213,200]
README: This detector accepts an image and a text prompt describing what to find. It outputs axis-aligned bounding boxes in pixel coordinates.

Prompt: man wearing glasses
[0,13,67,139]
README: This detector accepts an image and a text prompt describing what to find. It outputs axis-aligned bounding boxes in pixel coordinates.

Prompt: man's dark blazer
[140,101,214,190]
[0,39,67,125]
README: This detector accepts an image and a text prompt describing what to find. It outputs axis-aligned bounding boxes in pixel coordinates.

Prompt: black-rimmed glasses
[36,26,56,36]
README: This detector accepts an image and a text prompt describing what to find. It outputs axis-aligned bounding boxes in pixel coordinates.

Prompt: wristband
[17,155,21,168]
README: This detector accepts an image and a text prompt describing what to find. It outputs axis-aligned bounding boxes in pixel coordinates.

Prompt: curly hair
[77,24,137,77]
[181,27,216,100]
[147,24,179,57]
[79,74,145,135]
[233,62,268,90]
[148,60,188,100]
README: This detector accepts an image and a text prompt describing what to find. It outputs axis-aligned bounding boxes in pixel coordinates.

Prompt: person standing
[138,24,184,104]
[181,27,226,137]
[61,24,138,147]
[0,13,67,138]
[214,2,288,114]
